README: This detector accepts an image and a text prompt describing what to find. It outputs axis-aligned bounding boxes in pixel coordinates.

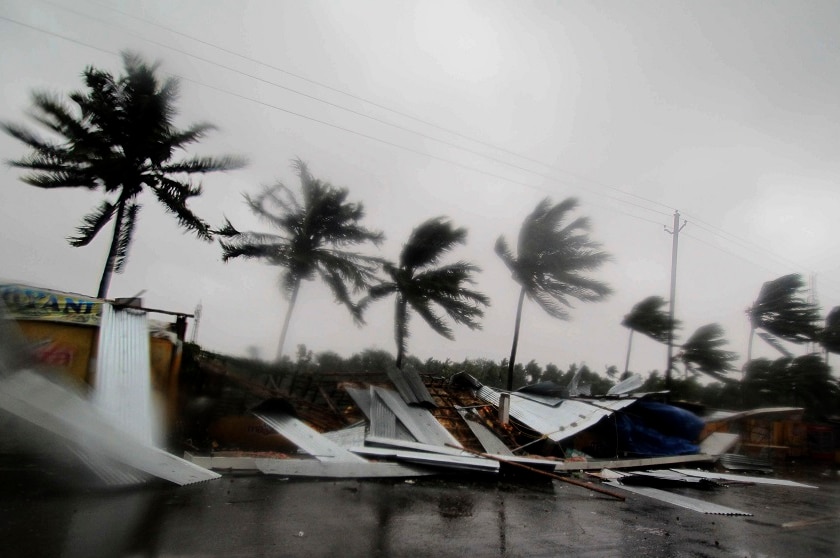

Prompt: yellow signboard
[0,283,102,325]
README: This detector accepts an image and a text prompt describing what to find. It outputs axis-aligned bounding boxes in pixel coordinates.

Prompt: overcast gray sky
[2,0,839,378]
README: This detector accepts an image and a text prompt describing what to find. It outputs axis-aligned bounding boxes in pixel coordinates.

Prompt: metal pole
[665,210,686,394]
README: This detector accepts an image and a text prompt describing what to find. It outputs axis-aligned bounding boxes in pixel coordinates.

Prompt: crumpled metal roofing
[475,385,639,443]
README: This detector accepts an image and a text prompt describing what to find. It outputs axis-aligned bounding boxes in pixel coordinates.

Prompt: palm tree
[820,306,840,366]
[621,295,678,376]
[218,159,383,360]
[675,323,738,383]
[496,197,611,391]
[746,274,821,363]
[361,217,489,368]
[2,52,244,298]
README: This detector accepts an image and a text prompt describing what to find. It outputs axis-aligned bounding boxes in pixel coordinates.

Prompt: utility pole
[664,210,686,395]
[190,302,202,344]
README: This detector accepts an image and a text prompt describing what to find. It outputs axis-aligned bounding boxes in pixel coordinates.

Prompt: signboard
[0,283,102,325]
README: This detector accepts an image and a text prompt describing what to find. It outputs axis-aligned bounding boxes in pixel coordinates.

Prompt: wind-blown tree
[218,159,384,360]
[496,197,611,391]
[621,295,678,376]
[2,52,244,298]
[675,323,738,383]
[820,306,840,365]
[362,217,489,369]
[744,354,840,419]
[746,274,821,363]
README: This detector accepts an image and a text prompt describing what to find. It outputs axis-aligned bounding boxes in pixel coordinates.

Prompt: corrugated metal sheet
[253,410,365,462]
[669,468,818,489]
[254,458,432,478]
[344,386,372,419]
[370,389,400,440]
[351,445,499,473]
[697,432,740,456]
[0,369,220,485]
[323,422,367,448]
[386,363,436,407]
[604,480,752,516]
[371,386,461,447]
[93,304,158,445]
[717,453,773,473]
[69,447,150,487]
[475,386,638,442]
[703,407,803,423]
[606,374,644,395]
[456,409,514,455]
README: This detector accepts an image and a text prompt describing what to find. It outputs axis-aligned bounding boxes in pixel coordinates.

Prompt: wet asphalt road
[1,459,838,558]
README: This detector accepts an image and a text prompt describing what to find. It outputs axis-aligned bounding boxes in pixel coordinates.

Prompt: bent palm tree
[496,197,611,391]
[621,295,678,376]
[676,323,738,383]
[218,159,383,360]
[820,306,840,366]
[2,52,244,298]
[362,217,489,368]
[746,274,821,363]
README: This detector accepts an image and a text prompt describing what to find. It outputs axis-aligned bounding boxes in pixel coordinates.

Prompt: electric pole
[190,302,202,344]
[664,210,686,395]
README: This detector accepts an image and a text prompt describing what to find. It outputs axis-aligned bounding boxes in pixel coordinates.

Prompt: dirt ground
[1,455,838,558]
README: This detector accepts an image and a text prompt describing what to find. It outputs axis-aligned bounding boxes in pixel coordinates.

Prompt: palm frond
[1,121,72,159]
[165,122,216,147]
[159,155,247,174]
[28,91,92,141]
[494,236,519,276]
[400,217,467,271]
[151,177,213,240]
[314,249,382,291]
[113,201,140,273]
[678,323,738,383]
[219,234,291,263]
[318,264,372,324]
[214,217,240,237]
[409,297,454,340]
[821,306,840,354]
[622,295,678,344]
[749,274,821,343]
[68,200,116,246]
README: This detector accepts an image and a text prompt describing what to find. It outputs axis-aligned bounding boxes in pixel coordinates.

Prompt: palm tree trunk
[395,297,407,369]
[506,287,526,392]
[276,280,301,362]
[624,329,634,376]
[96,199,127,299]
[745,325,755,379]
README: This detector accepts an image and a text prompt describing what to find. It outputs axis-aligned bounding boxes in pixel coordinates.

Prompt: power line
[74,0,676,215]
[683,211,840,298]
[1,11,670,219]
[41,0,672,220]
